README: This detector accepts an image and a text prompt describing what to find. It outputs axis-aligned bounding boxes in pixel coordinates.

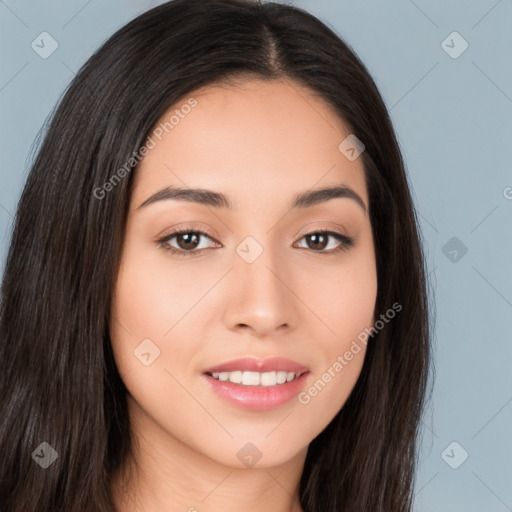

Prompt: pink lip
[203,357,309,374]
[202,357,310,411]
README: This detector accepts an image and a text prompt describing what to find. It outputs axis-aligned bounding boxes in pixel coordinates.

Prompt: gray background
[1,1,511,510]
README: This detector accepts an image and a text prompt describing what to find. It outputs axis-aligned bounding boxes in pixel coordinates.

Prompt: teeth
[229,370,243,384]
[260,372,276,386]
[210,370,302,386]
[242,371,260,386]
[276,371,287,384]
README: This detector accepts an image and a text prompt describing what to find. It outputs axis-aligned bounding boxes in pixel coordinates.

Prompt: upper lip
[203,357,309,375]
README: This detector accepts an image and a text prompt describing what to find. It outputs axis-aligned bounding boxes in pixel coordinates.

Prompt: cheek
[109,251,210,451]
[295,347,367,446]
[111,239,198,344]
[109,243,198,386]
[294,246,377,434]
[301,233,377,343]
[295,283,374,443]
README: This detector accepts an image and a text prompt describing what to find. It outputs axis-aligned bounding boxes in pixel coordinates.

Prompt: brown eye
[305,233,329,250]
[156,229,220,258]
[174,232,201,251]
[295,231,354,254]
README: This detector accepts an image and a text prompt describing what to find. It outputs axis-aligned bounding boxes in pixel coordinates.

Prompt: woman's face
[110,78,377,469]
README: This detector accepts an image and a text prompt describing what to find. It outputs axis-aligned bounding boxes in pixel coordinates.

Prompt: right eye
[156,228,221,258]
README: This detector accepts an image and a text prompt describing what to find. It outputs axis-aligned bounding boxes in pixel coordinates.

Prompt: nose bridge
[223,233,296,335]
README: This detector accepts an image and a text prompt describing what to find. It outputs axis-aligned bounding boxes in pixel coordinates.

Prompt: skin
[110,77,378,512]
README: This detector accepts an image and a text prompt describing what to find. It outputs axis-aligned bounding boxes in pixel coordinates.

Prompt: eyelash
[156,227,355,258]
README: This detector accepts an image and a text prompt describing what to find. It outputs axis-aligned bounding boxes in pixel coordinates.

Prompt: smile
[202,356,310,411]
[207,370,305,386]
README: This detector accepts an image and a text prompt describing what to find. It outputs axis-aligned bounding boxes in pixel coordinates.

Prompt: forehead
[130,78,368,212]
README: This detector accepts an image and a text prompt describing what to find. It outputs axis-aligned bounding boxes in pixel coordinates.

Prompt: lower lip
[202,373,309,411]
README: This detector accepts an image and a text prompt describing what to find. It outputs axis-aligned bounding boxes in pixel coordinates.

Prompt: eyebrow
[137,184,367,214]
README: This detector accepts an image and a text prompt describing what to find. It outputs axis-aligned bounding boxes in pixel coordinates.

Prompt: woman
[0,0,432,511]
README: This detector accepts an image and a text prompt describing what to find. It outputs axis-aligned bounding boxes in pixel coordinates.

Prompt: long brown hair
[0,1,432,510]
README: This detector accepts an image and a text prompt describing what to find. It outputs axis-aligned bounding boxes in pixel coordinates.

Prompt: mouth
[202,357,310,410]
[205,369,307,386]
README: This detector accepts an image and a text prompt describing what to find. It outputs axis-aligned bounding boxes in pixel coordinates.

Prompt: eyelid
[155,223,219,242]
[156,226,220,250]
[295,221,350,239]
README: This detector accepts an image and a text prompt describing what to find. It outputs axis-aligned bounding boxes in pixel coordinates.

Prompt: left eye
[295,231,353,252]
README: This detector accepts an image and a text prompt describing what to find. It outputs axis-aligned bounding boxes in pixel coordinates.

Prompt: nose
[221,245,298,338]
